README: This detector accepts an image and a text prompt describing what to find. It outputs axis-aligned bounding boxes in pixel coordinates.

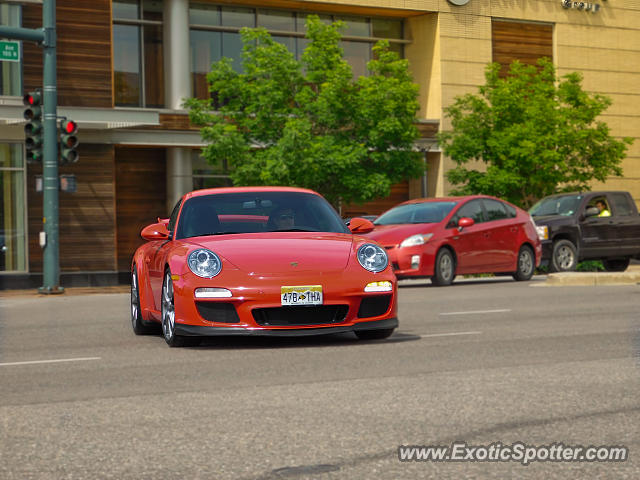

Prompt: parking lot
[1,276,639,479]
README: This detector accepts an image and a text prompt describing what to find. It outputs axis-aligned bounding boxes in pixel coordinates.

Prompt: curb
[541,266,640,286]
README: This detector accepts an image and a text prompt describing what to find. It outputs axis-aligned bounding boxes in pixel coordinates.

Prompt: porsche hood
[184,233,357,273]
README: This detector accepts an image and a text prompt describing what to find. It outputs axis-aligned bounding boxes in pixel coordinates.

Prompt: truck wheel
[513,245,535,281]
[549,240,577,272]
[602,258,630,272]
[431,248,456,286]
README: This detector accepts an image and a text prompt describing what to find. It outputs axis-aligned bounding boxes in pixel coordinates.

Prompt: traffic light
[59,119,79,164]
[23,90,43,163]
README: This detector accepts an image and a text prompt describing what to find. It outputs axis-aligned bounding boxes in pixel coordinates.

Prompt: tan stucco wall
[313,0,640,203]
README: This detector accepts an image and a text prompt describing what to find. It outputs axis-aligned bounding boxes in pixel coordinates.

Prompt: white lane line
[439,309,511,316]
[422,331,482,338]
[0,357,101,367]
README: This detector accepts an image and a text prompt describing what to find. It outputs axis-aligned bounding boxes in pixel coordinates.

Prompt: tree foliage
[437,58,633,208]
[185,16,423,207]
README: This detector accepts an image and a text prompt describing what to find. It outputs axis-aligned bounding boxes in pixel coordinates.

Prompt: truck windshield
[529,195,583,217]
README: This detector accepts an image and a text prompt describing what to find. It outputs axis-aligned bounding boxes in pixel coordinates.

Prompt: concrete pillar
[163,0,192,212]
[163,0,190,110]
[167,148,193,213]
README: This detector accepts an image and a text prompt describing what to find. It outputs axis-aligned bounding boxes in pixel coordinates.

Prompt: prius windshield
[529,195,583,217]
[374,202,458,225]
[176,191,349,239]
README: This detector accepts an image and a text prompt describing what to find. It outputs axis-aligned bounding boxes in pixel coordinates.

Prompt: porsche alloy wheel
[131,267,153,335]
[432,249,455,286]
[161,270,183,347]
[513,246,535,281]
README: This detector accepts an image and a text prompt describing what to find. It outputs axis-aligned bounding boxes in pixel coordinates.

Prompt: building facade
[0,0,638,288]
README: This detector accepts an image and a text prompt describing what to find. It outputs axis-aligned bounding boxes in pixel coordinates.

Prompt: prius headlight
[400,233,434,248]
[188,249,222,278]
[357,243,388,273]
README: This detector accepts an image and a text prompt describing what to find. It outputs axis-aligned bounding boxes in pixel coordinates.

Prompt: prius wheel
[131,267,154,335]
[549,240,577,272]
[513,246,535,281]
[432,249,456,286]
[355,328,395,340]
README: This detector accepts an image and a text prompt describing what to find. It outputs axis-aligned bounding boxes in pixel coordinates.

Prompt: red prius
[130,187,397,346]
[362,195,541,286]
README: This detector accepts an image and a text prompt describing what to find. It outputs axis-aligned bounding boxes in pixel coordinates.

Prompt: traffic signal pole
[0,1,62,293]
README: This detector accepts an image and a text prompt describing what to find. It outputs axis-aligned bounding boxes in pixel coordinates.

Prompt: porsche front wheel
[161,269,189,347]
[131,267,154,335]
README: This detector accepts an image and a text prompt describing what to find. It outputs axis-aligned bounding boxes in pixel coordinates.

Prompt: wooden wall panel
[492,21,553,76]
[115,148,166,272]
[342,181,409,218]
[23,1,113,107]
[28,145,117,273]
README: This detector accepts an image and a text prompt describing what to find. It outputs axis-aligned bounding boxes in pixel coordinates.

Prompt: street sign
[0,40,20,62]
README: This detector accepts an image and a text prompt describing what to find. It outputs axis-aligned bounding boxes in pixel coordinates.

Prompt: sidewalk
[0,285,130,298]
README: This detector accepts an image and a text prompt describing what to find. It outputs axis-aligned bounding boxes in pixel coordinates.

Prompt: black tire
[602,258,630,272]
[512,245,535,281]
[549,239,577,272]
[161,269,198,347]
[355,328,395,340]
[131,267,155,335]
[432,248,456,286]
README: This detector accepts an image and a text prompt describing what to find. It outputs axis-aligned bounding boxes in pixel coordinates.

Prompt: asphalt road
[0,276,639,479]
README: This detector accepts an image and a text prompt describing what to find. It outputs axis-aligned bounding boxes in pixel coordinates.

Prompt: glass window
[192,151,232,190]
[258,10,295,31]
[451,200,486,226]
[610,193,634,216]
[221,6,254,28]
[113,0,164,107]
[190,3,220,26]
[190,30,221,100]
[113,0,139,20]
[372,18,402,39]
[222,32,244,72]
[335,16,370,36]
[0,144,26,272]
[113,24,141,107]
[0,4,22,97]
[483,199,509,221]
[144,23,164,107]
[342,41,370,78]
[374,202,457,225]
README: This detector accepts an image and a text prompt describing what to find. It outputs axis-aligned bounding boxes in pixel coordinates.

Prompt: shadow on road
[187,330,421,350]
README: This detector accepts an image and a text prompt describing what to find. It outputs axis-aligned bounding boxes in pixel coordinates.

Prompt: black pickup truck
[529,191,640,272]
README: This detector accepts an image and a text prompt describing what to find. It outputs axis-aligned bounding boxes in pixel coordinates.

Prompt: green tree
[437,58,633,208]
[185,16,423,207]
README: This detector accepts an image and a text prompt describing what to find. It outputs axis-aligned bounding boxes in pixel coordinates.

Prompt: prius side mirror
[458,217,475,230]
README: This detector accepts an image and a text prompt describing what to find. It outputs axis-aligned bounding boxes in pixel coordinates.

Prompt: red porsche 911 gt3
[130,187,397,346]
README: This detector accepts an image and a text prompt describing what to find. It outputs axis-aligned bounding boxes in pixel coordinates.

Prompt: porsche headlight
[188,249,222,278]
[357,243,388,273]
[400,233,434,248]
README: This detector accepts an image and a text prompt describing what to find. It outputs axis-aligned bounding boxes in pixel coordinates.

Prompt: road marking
[439,309,511,316]
[422,331,482,338]
[0,357,101,367]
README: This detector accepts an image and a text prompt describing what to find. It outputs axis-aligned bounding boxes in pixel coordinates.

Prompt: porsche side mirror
[157,217,169,225]
[458,217,475,229]
[584,206,600,218]
[141,222,170,241]
[349,217,375,234]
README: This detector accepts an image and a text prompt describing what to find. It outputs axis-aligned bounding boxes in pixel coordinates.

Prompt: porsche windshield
[374,201,458,225]
[529,195,583,217]
[176,191,350,238]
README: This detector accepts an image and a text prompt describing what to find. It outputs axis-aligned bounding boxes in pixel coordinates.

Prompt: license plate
[281,285,323,306]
